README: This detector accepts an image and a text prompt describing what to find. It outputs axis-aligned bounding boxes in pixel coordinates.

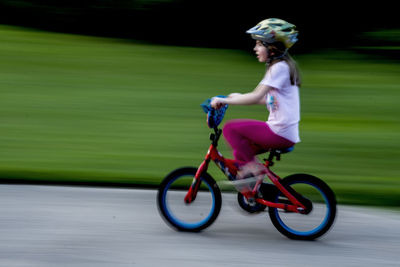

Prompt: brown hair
[267,43,301,87]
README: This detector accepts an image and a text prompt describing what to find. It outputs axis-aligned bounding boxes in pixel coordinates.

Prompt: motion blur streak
[0,25,399,206]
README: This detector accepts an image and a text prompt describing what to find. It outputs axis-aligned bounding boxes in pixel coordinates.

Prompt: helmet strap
[266,47,288,64]
[273,48,289,60]
[261,41,288,64]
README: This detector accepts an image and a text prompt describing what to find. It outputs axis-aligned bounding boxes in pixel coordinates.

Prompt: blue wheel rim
[274,181,331,236]
[162,176,216,229]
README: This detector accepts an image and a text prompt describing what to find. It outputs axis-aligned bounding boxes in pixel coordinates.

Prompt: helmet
[246,18,298,49]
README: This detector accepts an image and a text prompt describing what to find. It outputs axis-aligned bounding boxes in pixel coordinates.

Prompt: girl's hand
[211,97,227,109]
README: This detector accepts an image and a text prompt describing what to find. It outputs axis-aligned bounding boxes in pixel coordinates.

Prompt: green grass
[1,25,399,207]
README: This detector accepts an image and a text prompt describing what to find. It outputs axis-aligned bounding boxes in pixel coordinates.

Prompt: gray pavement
[0,184,399,266]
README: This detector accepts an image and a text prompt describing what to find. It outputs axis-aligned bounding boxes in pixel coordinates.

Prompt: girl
[211,18,301,178]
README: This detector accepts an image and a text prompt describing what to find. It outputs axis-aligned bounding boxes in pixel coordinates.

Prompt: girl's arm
[211,84,271,109]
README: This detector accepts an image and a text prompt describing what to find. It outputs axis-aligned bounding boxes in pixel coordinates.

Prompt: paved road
[0,185,399,267]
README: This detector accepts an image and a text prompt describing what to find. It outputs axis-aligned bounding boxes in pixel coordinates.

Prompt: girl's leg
[223,119,294,163]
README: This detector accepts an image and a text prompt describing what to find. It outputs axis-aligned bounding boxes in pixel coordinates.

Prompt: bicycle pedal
[247,197,256,206]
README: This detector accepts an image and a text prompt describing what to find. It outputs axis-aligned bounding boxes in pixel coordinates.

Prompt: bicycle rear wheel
[268,174,336,240]
[157,167,222,232]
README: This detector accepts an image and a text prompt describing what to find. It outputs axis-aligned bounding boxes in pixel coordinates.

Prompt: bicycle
[157,98,336,240]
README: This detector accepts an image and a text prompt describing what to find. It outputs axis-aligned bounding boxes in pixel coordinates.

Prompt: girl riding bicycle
[211,18,301,177]
[159,22,337,238]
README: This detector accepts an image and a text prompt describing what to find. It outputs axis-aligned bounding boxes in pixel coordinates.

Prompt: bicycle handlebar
[201,96,228,129]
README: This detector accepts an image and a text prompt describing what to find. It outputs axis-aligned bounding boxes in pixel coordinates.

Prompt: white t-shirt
[260,61,300,143]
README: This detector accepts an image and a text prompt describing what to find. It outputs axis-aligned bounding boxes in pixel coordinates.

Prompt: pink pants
[223,119,295,163]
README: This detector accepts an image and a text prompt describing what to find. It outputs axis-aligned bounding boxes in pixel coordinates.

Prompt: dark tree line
[0,0,398,53]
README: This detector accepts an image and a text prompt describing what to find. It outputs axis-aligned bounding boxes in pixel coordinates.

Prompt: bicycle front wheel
[268,174,336,240]
[157,167,222,232]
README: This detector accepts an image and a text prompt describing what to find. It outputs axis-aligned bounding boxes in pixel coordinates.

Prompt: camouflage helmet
[246,18,298,49]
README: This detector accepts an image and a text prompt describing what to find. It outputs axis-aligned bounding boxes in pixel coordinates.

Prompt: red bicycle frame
[184,129,306,213]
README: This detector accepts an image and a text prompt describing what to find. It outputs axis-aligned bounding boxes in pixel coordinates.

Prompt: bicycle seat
[267,146,294,163]
[273,146,294,154]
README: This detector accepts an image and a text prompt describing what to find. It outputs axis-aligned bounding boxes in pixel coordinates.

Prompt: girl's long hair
[267,43,301,87]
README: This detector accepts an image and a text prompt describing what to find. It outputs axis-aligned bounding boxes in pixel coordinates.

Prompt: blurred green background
[0,22,399,207]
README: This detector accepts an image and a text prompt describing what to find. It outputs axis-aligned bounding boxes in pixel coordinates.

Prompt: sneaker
[231,161,265,193]
[236,161,265,180]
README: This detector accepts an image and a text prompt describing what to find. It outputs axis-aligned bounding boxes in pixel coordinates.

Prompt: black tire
[268,174,336,240]
[157,167,222,232]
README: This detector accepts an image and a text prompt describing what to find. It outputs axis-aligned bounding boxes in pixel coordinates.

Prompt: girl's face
[254,40,268,63]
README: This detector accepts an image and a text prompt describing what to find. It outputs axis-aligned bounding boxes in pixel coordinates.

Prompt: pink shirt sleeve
[260,62,290,90]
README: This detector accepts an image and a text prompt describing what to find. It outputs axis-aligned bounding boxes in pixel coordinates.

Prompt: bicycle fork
[184,143,221,204]
[184,159,210,204]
